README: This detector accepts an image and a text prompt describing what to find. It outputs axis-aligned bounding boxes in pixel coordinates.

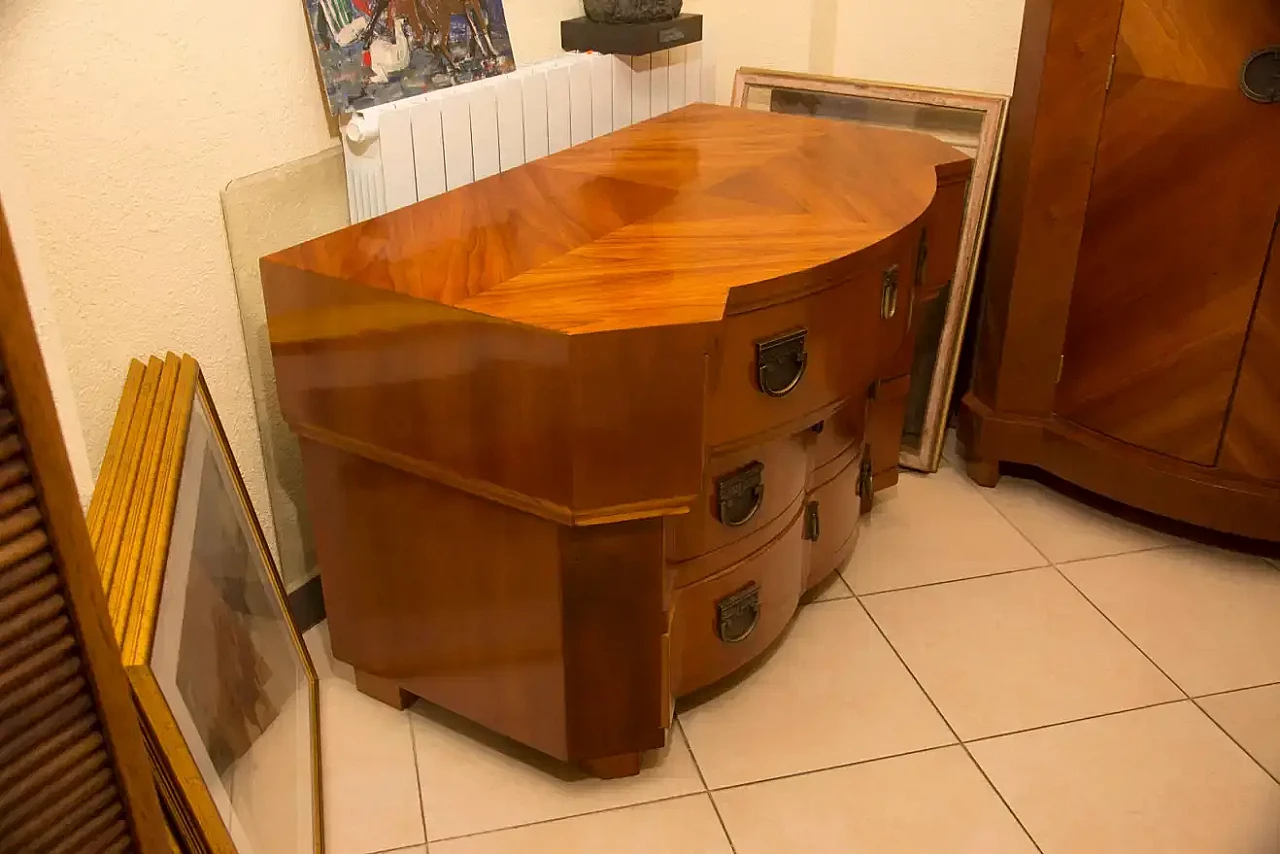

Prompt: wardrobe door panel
[1055,0,1280,464]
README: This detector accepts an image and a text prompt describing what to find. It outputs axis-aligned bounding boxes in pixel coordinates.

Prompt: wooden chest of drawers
[262,104,970,777]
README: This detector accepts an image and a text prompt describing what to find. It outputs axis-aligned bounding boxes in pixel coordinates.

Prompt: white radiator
[342,47,717,223]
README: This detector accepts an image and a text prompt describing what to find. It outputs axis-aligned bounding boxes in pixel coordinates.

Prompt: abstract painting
[305,0,517,114]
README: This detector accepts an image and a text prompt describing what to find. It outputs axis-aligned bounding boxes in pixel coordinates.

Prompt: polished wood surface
[1221,222,1280,482]
[962,0,1280,541]
[264,105,969,524]
[671,506,806,696]
[969,0,1122,415]
[805,451,864,589]
[1058,2,1280,464]
[0,204,166,851]
[267,104,967,334]
[666,434,808,567]
[267,106,972,774]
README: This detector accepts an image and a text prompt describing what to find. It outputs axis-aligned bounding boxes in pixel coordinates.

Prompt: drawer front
[671,506,806,696]
[666,434,808,569]
[879,227,927,379]
[706,276,880,447]
[804,450,865,590]
[806,399,865,481]
[869,374,911,489]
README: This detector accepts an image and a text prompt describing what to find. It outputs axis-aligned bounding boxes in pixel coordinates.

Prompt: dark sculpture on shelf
[583,0,682,24]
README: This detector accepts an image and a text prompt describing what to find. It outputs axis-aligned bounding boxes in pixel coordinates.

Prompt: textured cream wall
[832,0,1025,94]
[0,0,1021,586]
[0,0,589,575]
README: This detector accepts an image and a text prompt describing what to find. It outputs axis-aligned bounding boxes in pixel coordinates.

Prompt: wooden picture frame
[732,68,1007,472]
[90,355,324,853]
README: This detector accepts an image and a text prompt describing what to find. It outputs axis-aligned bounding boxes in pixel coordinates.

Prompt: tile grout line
[951,451,1184,567]
[852,562,1052,599]
[1007,493,1280,791]
[424,791,713,846]
[1189,695,1280,788]
[1192,678,1280,700]
[676,717,738,854]
[704,742,951,795]
[960,697,1187,745]
[851,595,1047,854]
[1049,565,1192,702]
[974,484,1195,704]
[407,708,431,852]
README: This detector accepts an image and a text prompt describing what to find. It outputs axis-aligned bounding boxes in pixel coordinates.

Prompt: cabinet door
[1221,223,1280,481]
[1055,0,1280,464]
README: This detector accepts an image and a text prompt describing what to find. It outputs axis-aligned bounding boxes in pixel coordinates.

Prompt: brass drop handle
[716,582,760,644]
[804,501,821,541]
[881,265,899,320]
[716,461,764,528]
[755,329,808,397]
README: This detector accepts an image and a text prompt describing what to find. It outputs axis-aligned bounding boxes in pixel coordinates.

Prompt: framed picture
[732,68,1007,472]
[303,0,517,114]
[91,354,323,853]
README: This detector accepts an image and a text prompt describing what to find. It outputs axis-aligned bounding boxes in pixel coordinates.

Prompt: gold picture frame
[732,67,1007,472]
[89,354,324,853]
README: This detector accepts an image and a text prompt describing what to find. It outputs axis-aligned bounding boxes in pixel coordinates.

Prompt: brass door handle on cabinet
[755,329,808,397]
[716,461,764,527]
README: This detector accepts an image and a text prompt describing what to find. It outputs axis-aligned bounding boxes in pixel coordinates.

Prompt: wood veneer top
[266,104,970,334]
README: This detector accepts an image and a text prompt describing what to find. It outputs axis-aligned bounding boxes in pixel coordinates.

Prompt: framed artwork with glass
[89,353,323,853]
[733,68,1007,472]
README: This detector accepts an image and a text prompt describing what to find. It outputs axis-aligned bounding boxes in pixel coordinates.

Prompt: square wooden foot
[580,752,643,779]
[965,458,1002,488]
[355,669,414,711]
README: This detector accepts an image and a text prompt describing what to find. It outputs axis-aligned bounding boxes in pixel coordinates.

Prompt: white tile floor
[305,441,1280,854]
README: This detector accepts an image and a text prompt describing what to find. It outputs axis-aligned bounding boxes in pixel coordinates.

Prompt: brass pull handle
[857,451,874,512]
[716,461,764,528]
[716,582,760,644]
[881,265,900,320]
[755,329,808,397]
[804,501,821,541]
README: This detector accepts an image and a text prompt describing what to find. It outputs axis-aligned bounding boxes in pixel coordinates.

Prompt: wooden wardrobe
[0,204,167,851]
[961,0,1280,541]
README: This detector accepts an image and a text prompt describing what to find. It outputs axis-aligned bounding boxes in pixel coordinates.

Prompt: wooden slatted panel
[0,364,136,854]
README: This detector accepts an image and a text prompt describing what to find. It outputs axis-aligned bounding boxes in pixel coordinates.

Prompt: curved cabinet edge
[960,393,1280,542]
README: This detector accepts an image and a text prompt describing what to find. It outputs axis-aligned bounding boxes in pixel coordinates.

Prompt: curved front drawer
[706,278,878,448]
[804,449,864,590]
[666,435,808,576]
[671,506,805,696]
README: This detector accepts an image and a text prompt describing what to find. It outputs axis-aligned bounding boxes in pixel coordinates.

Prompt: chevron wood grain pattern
[264,104,968,524]
[0,207,165,850]
[268,104,965,334]
[1221,220,1280,481]
[1114,0,1280,89]
[961,0,1280,541]
[267,105,972,775]
[1056,0,1280,465]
